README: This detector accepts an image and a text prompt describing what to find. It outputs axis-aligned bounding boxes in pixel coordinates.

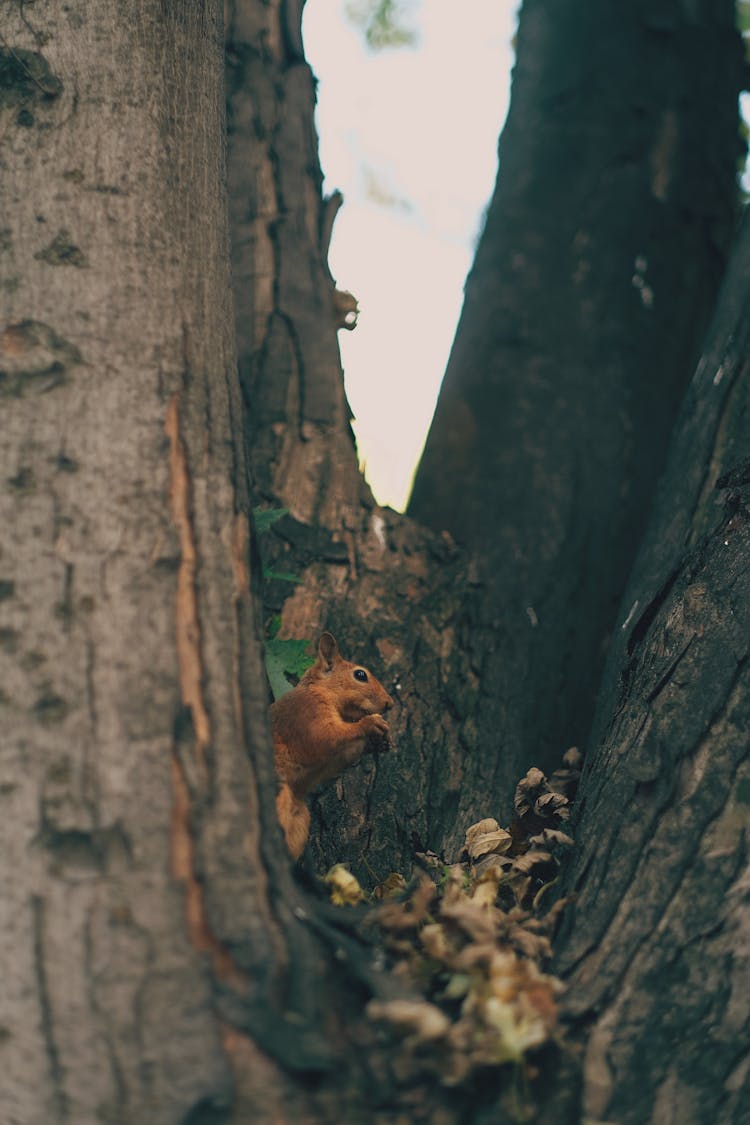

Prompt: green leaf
[265,636,315,699]
[738,0,750,33]
[266,649,295,699]
[252,507,288,535]
[262,568,301,584]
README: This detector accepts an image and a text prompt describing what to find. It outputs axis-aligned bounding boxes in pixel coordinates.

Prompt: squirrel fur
[271,632,394,860]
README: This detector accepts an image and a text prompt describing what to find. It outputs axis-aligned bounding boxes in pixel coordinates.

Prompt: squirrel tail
[276,783,311,860]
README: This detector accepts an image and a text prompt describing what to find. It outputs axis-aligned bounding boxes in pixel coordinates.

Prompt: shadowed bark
[554,212,750,1125]
[409,0,744,786]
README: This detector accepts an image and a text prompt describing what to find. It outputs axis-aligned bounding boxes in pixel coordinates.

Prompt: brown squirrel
[271,632,394,860]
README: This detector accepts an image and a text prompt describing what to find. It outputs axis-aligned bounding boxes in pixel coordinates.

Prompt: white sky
[303,1,519,510]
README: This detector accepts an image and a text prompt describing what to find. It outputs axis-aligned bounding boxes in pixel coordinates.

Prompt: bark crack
[646,633,696,703]
[165,393,211,777]
[169,753,246,988]
[164,395,249,989]
[687,346,746,547]
[31,895,69,1121]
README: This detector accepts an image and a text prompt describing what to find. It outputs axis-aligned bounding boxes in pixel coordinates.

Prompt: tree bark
[409,0,744,785]
[3,0,749,1121]
[225,0,483,879]
[225,0,371,528]
[0,3,319,1120]
[554,212,750,1125]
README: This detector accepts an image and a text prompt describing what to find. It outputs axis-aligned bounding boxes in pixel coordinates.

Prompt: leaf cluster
[326,750,582,1100]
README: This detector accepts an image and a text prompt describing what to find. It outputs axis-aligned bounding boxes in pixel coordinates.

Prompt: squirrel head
[303,632,394,721]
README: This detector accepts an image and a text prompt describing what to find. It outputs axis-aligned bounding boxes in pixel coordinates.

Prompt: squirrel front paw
[360,713,389,738]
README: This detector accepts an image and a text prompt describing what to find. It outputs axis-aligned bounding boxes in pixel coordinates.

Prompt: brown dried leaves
[358,751,581,1088]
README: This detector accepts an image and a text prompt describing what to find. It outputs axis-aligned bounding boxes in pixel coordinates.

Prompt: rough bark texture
[225,0,485,880]
[225,0,745,871]
[554,213,750,1125]
[0,3,327,1120]
[225,0,372,528]
[257,508,479,880]
[3,0,748,1121]
[408,0,744,787]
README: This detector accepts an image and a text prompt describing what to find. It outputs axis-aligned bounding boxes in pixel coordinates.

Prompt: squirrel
[270,632,394,860]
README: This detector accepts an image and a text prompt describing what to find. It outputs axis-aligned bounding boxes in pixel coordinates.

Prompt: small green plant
[252,506,288,535]
[265,629,314,699]
[253,508,314,698]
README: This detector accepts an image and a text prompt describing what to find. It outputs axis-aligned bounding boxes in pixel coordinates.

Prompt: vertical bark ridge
[226,0,373,528]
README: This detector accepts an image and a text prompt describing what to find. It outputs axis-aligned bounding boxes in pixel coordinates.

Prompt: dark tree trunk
[554,213,750,1125]
[409,0,744,786]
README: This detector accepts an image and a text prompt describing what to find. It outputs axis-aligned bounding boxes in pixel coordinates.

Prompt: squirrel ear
[317,632,339,670]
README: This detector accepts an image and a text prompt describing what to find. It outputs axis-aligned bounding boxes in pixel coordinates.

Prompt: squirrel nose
[383,693,394,712]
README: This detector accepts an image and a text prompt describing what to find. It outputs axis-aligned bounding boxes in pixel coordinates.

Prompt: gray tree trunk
[0,3,303,1120]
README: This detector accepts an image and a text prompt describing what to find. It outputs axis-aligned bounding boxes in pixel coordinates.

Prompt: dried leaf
[470,866,502,907]
[368,998,450,1043]
[452,938,502,973]
[511,927,552,961]
[562,746,582,769]
[420,922,451,962]
[442,972,472,1000]
[528,828,574,848]
[473,853,514,876]
[415,850,442,870]
[372,876,436,930]
[514,767,547,816]
[512,849,553,874]
[466,817,501,841]
[440,895,500,945]
[465,819,513,861]
[373,872,408,900]
[534,791,569,818]
[324,863,366,906]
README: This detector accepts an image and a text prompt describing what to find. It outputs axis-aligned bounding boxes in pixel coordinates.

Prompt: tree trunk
[554,212,750,1125]
[225,0,744,879]
[225,0,371,527]
[0,3,315,1119]
[225,0,482,878]
[409,0,743,785]
[4,0,749,1121]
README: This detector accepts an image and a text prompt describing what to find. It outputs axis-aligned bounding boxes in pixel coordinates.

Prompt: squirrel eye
[353,668,368,683]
